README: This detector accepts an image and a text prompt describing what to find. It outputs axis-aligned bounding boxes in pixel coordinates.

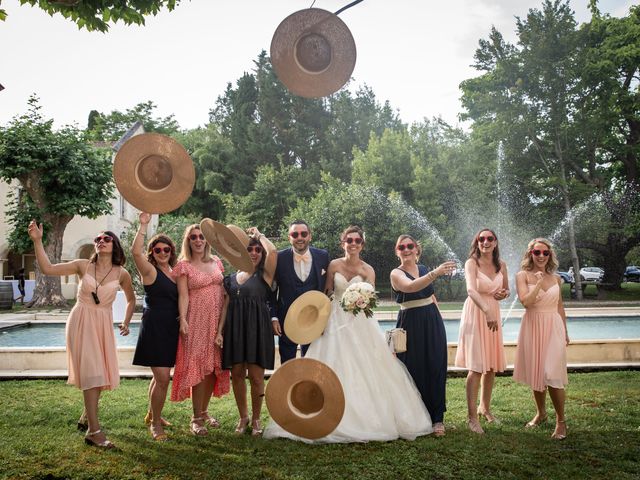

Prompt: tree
[0,96,114,306]
[2,1,180,32]
[87,101,180,142]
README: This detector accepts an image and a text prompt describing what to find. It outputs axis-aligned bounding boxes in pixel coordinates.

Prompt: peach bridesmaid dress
[455,270,506,373]
[513,282,568,391]
[66,269,121,391]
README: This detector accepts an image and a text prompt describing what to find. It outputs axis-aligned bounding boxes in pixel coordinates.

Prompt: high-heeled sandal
[190,416,208,436]
[149,423,168,442]
[84,429,116,449]
[251,419,263,437]
[477,408,501,424]
[467,417,485,434]
[200,411,220,429]
[235,417,250,435]
[433,422,446,437]
[144,411,172,427]
[551,419,568,440]
[525,413,548,428]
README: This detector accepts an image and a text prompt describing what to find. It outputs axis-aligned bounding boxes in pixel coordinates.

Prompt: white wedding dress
[264,272,433,443]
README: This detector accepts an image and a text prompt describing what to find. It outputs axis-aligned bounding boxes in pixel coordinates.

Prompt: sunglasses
[531,249,550,257]
[289,231,309,239]
[94,235,113,244]
[247,245,263,254]
[189,233,205,241]
[344,237,363,245]
[478,235,495,243]
[397,243,415,251]
[153,246,171,254]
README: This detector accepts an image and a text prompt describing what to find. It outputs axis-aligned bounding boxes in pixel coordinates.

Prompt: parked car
[557,271,574,284]
[580,267,604,283]
[624,265,640,283]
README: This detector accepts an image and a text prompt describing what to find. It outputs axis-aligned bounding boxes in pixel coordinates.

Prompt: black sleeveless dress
[133,267,179,367]
[222,272,275,370]
[394,264,448,423]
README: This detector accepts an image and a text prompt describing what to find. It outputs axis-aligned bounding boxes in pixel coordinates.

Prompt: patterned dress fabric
[170,258,230,401]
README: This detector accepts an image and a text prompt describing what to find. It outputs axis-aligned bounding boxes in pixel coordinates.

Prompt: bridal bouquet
[340,282,378,318]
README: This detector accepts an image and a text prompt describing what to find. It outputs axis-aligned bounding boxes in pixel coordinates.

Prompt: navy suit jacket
[274,246,330,323]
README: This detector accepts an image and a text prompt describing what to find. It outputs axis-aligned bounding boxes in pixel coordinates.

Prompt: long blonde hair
[520,238,558,274]
[178,225,213,262]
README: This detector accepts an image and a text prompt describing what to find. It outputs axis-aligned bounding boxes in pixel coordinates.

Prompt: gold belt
[399,296,435,310]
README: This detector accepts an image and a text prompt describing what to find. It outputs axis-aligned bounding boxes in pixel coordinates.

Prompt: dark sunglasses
[94,235,113,244]
[531,249,550,257]
[397,243,415,251]
[289,231,309,239]
[189,233,205,241]
[153,246,171,254]
[478,235,495,243]
[247,245,263,254]
[345,237,363,245]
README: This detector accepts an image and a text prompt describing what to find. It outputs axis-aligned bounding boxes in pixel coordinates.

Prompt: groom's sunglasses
[289,231,309,239]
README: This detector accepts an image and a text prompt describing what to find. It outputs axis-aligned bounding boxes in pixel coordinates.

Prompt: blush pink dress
[513,282,568,392]
[455,270,506,373]
[66,268,121,391]
[170,258,230,402]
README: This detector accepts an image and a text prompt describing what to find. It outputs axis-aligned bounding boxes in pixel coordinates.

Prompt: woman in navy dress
[131,212,179,441]
[216,227,277,436]
[390,234,456,437]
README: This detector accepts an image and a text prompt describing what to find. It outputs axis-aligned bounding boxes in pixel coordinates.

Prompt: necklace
[92,263,114,305]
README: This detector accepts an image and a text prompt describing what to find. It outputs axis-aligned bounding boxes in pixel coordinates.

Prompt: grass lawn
[1,371,639,479]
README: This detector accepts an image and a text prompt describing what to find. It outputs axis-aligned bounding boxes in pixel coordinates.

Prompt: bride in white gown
[264,226,432,443]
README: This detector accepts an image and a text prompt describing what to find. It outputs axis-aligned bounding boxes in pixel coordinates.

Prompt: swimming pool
[1,316,638,347]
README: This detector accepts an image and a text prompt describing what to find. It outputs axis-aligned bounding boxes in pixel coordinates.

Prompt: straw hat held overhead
[271,8,356,98]
[113,133,195,214]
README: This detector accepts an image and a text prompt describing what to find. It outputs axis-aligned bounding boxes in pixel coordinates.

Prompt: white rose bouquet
[340,282,378,318]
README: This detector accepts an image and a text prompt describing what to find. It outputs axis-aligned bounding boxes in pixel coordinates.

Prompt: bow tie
[294,251,311,263]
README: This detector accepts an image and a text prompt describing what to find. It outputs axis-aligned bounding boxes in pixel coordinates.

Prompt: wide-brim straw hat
[265,358,345,440]
[270,8,356,98]
[284,290,331,345]
[113,133,195,214]
[200,218,254,273]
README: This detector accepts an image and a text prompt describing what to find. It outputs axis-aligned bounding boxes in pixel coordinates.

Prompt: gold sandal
[525,413,548,428]
[251,419,263,437]
[190,416,208,436]
[149,423,168,442]
[551,419,568,440]
[200,411,220,429]
[478,408,501,424]
[235,417,250,435]
[144,411,172,427]
[467,417,485,434]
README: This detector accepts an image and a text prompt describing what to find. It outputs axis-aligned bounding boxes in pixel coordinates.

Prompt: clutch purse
[385,328,407,353]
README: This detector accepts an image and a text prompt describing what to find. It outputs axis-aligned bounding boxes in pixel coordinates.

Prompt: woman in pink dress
[28,220,136,449]
[514,238,569,440]
[170,224,230,435]
[455,229,509,434]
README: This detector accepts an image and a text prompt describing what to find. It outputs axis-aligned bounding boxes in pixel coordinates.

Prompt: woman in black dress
[131,212,179,441]
[389,234,456,437]
[216,227,277,436]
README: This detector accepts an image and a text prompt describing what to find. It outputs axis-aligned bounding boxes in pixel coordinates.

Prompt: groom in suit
[272,220,330,364]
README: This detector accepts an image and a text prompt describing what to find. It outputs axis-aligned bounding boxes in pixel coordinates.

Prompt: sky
[0,0,634,131]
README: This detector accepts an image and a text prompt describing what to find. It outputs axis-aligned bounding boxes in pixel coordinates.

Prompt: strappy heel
[190,416,208,436]
[144,411,172,427]
[525,413,548,428]
[467,417,485,434]
[251,419,263,437]
[149,423,168,442]
[84,429,116,449]
[478,408,501,424]
[235,417,250,435]
[200,411,220,429]
[551,419,568,440]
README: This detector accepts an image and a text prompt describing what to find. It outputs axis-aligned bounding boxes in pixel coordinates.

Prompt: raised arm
[131,212,156,284]
[248,227,277,286]
[390,260,456,293]
[28,220,85,277]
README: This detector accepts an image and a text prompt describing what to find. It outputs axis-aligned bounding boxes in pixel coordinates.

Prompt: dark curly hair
[146,234,177,267]
[90,231,126,266]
